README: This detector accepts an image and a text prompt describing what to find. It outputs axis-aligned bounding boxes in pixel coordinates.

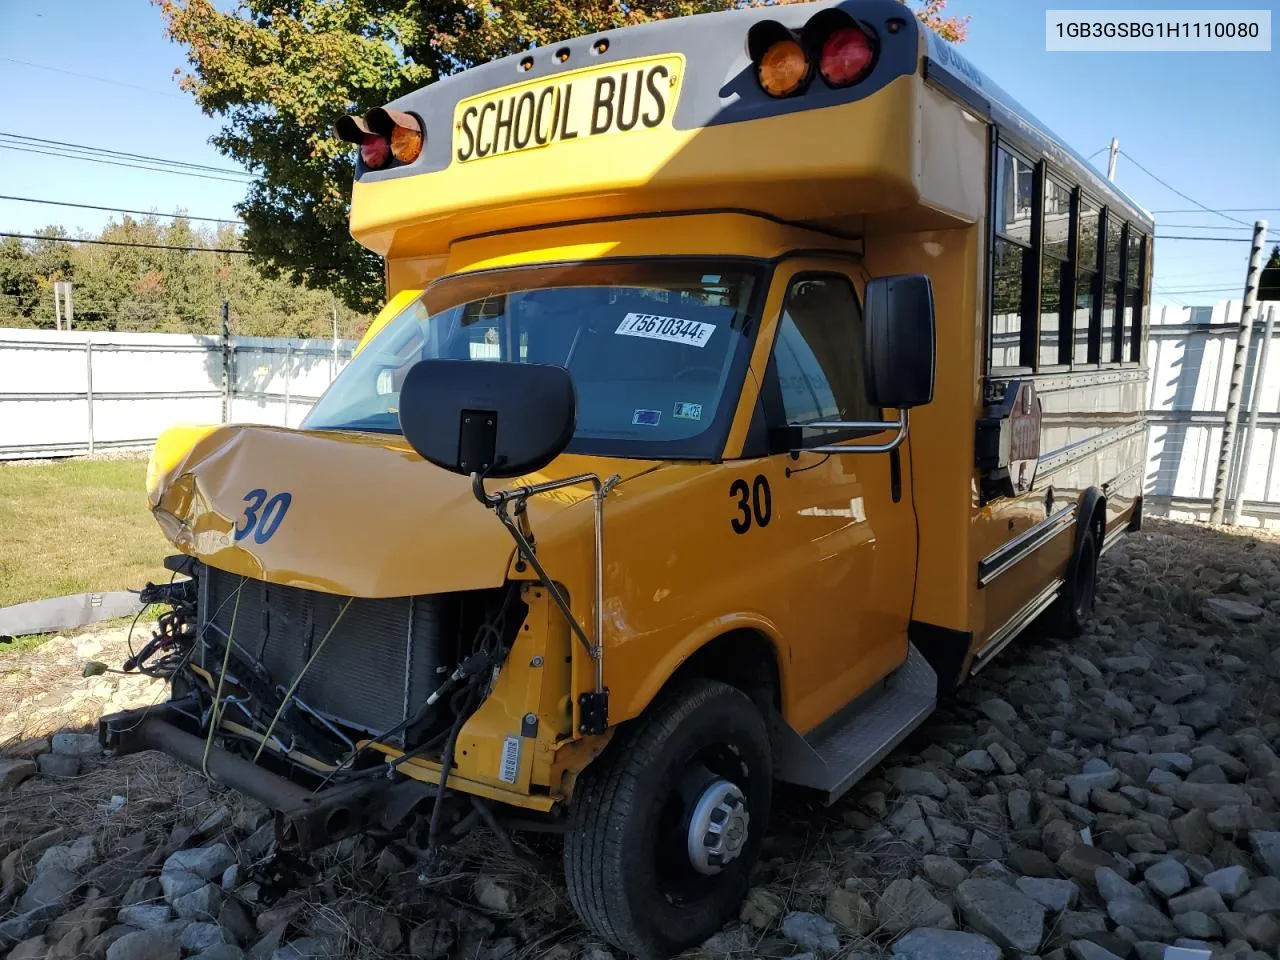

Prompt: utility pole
[64,282,73,330]
[1106,138,1120,181]
[52,280,73,330]
[330,294,340,382]
[53,284,62,331]
[1230,304,1276,525]
[1210,219,1268,524]
[220,301,232,423]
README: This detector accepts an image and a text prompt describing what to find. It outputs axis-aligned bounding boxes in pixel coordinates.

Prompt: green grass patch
[0,456,172,608]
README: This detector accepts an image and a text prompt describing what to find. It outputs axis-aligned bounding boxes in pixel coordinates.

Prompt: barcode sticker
[499,735,521,784]
[615,312,715,348]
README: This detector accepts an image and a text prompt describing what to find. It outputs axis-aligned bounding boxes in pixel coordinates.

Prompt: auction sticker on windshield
[615,312,715,347]
[454,55,683,163]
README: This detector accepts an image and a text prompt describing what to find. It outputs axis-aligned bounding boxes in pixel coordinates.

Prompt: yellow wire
[252,597,354,763]
[201,578,244,777]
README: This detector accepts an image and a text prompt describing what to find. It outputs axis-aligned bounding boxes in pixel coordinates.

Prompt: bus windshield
[303,259,763,459]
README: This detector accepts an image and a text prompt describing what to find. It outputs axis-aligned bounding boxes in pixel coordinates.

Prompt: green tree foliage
[159,1,969,313]
[0,221,369,338]
[1267,244,1280,269]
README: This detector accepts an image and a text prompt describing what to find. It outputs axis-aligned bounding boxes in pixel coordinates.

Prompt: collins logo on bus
[976,380,1043,502]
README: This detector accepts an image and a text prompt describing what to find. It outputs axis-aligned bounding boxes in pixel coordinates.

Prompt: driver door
[736,259,918,732]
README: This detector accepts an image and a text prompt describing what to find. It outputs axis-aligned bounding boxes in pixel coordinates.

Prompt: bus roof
[343,0,1153,259]
[921,30,1154,231]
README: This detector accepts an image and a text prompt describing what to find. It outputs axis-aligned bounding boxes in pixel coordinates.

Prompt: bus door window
[773,275,877,438]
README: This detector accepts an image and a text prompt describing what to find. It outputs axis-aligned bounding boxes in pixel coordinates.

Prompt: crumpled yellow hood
[147,423,655,598]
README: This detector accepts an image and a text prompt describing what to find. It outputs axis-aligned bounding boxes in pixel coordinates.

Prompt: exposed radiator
[199,565,452,743]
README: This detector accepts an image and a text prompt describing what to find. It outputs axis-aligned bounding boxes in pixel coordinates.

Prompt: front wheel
[564,679,772,959]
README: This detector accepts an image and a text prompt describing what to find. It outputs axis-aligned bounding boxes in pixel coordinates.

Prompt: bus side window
[771,275,877,433]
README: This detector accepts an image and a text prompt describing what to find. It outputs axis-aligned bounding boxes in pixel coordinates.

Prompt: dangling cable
[252,597,354,763]
[202,577,245,777]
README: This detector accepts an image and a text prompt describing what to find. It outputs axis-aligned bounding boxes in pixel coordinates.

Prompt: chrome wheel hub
[686,779,749,876]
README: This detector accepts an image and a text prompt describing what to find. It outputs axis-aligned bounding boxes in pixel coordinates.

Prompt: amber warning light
[748,13,878,99]
[336,108,423,170]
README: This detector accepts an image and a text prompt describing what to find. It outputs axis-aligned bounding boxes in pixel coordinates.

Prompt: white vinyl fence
[1146,302,1280,527]
[4,308,1280,528]
[0,328,355,460]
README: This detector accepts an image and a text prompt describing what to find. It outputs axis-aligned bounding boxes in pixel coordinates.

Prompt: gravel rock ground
[1,518,1278,959]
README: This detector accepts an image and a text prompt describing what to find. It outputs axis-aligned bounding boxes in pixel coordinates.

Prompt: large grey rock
[0,757,38,790]
[1203,597,1263,622]
[1173,781,1252,810]
[51,732,101,756]
[16,865,80,914]
[1058,845,1117,886]
[194,947,245,960]
[1235,875,1280,914]
[891,928,1001,960]
[1250,830,1280,877]
[780,912,839,955]
[825,888,873,935]
[1105,898,1178,940]
[920,855,968,890]
[162,844,236,881]
[1173,910,1221,939]
[35,836,95,876]
[980,698,1018,724]
[182,924,231,953]
[1016,876,1079,913]
[106,928,180,960]
[1068,942,1126,960]
[954,878,1045,953]
[1205,865,1251,899]
[1167,886,1227,916]
[36,753,80,778]
[1144,859,1190,898]
[1066,769,1120,806]
[957,750,996,774]
[117,904,173,929]
[740,887,783,930]
[159,870,204,902]
[876,878,955,935]
[173,883,222,920]
[886,767,948,799]
[1094,867,1143,904]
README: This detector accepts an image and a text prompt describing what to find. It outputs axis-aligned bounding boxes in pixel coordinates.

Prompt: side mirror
[864,275,936,409]
[397,359,576,477]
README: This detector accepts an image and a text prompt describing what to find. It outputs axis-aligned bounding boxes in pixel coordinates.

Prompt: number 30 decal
[234,488,293,544]
[730,475,772,534]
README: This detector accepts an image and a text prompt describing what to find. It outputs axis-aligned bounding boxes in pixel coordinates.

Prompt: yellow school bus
[102,1,1152,955]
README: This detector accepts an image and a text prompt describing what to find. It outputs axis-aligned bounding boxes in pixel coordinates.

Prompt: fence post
[1230,304,1276,525]
[84,340,95,457]
[283,343,292,428]
[1210,220,1268,523]
[220,301,231,423]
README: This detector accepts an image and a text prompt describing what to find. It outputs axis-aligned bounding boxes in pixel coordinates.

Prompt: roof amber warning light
[757,37,811,98]
[749,15,878,98]
[335,108,423,170]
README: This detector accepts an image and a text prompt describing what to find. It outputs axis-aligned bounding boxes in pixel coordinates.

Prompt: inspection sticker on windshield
[632,408,662,426]
[673,401,703,421]
[615,312,715,348]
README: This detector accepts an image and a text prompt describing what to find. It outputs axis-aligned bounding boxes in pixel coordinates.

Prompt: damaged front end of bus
[98,359,620,857]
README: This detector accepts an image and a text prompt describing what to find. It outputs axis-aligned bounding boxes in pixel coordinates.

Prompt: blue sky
[0,0,1276,308]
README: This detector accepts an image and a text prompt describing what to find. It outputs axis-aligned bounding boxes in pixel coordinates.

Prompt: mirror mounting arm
[799,410,910,455]
[469,470,621,731]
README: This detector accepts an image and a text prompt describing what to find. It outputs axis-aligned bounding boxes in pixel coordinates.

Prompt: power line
[1120,150,1254,229]
[0,144,254,184]
[0,57,187,100]
[1154,286,1242,294]
[0,194,242,226]
[1153,208,1280,214]
[0,232,248,255]
[0,132,251,177]
[1155,235,1263,242]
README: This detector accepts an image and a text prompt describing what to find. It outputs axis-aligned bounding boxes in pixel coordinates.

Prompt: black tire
[564,679,772,959]
[1052,523,1099,637]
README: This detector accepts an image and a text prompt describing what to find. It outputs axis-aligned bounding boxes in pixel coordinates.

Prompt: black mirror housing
[864,275,936,409]
[398,359,576,478]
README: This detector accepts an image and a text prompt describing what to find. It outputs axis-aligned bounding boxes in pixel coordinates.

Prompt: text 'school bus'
[101,1,1152,956]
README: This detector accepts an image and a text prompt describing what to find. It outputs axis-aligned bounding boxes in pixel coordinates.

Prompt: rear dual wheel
[564,679,772,959]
